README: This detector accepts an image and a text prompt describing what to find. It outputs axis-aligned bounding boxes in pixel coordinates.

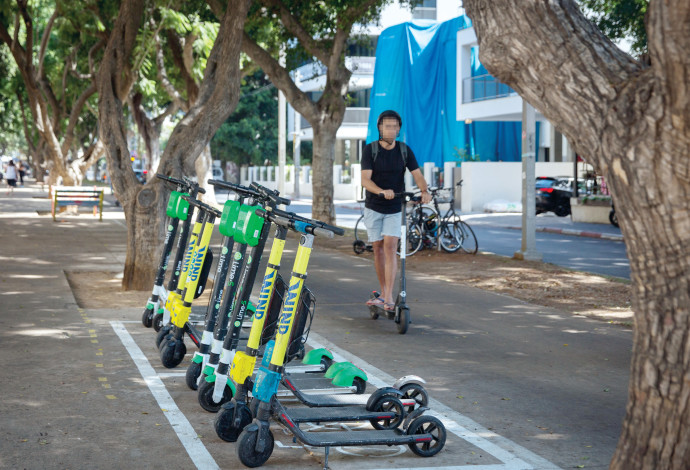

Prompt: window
[412,0,436,20]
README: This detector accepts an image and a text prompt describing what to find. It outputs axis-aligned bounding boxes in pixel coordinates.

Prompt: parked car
[535,176,585,217]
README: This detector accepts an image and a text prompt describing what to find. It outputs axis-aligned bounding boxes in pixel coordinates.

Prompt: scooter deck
[284,427,429,447]
[284,405,398,423]
[289,390,370,407]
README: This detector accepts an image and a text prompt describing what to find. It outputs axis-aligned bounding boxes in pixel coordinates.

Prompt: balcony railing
[462,74,517,103]
[292,56,376,81]
[300,107,370,130]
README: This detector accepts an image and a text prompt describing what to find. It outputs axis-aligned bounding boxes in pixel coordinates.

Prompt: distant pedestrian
[5,160,18,196]
[17,161,26,185]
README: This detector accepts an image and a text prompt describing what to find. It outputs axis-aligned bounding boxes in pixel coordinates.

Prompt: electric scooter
[236,208,446,468]
[368,192,417,334]
[141,175,202,328]
[158,196,219,368]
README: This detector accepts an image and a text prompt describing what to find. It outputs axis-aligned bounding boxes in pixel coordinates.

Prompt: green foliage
[579,0,648,56]
[210,70,312,166]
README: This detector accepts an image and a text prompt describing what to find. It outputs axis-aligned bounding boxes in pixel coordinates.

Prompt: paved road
[469,225,630,279]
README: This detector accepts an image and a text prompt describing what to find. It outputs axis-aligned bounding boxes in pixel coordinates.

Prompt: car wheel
[554,202,570,217]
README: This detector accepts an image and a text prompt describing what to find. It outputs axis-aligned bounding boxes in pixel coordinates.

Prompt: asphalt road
[469,225,631,279]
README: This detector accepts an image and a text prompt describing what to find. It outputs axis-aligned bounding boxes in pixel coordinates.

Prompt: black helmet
[377,110,402,127]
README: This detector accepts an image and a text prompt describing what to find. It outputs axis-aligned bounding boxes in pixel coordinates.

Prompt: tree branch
[156,32,189,112]
[17,0,33,64]
[464,0,644,160]
[37,10,58,79]
[261,0,329,64]
[647,0,690,120]
[61,81,98,156]
[166,29,199,104]
[204,0,225,19]
[242,31,317,119]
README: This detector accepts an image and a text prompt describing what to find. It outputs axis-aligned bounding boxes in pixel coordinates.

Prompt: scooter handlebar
[249,182,291,206]
[269,206,344,236]
[156,173,206,195]
[207,179,260,199]
[180,194,222,217]
[254,208,341,238]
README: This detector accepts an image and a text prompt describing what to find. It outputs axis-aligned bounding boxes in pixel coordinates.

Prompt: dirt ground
[66,231,633,325]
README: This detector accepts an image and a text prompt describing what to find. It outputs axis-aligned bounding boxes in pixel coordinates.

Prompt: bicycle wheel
[456,221,478,254]
[397,223,423,257]
[439,223,462,253]
[354,215,366,244]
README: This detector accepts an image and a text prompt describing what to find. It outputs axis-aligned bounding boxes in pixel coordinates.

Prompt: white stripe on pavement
[110,321,219,470]
[306,332,562,470]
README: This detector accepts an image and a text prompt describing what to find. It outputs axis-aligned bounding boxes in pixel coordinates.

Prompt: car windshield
[536,179,555,189]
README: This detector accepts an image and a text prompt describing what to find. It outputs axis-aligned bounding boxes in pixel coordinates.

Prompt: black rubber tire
[236,427,274,468]
[353,376,367,394]
[406,416,446,457]
[353,240,366,255]
[354,216,366,248]
[399,383,429,413]
[439,224,462,253]
[215,403,253,442]
[160,339,186,369]
[141,306,154,328]
[609,208,619,228]
[554,202,571,217]
[185,361,202,391]
[152,313,164,332]
[396,307,410,335]
[397,223,423,257]
[369,396,405,430]
[198,378,233,413]
[456,221,478,255]
[320,356,334,370]
[155,325,173,349]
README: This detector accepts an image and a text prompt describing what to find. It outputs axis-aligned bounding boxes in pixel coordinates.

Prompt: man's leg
[372,240,386,295]
[382,235,399,305]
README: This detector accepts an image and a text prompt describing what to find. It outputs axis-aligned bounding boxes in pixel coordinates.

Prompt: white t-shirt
[5,165,18,180]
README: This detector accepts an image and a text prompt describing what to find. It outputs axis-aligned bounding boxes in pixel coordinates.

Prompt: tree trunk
[99,0,249,290]
[194,145,217,204]
[463,1,690,468]
[310,124,337,223]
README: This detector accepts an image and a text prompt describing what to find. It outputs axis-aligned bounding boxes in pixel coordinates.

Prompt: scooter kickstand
[323,445,330,470]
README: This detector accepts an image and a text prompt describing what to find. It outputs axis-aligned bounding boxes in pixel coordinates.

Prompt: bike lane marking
[111,321,220,470]
[112,320,560,470]
[307,332,562,470]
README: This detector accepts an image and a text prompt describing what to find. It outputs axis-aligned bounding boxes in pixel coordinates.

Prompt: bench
[51,187,105,222]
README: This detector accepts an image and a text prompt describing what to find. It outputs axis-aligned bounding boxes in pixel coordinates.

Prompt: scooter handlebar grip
[249,182,291,206]
[207,179,259,198]
[312,226,335,238]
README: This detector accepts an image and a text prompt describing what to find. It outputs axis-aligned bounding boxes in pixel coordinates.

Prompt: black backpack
[371,141,409,168]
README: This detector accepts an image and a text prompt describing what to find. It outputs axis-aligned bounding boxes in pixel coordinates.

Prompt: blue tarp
[367,16,522,165]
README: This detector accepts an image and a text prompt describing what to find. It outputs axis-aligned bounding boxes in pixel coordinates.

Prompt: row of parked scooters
[139,174,447,468]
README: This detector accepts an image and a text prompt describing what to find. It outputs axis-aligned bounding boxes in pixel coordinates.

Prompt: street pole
[514,101,543,261]
[293,71,301,199]
[277,49,286,196]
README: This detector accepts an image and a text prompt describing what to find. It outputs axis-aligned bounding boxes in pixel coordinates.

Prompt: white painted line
[306,332,562,470]
[111,321,219,470]
[158,372,187,378]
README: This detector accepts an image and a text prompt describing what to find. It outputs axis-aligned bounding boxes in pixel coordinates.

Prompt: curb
[502,225,624,241]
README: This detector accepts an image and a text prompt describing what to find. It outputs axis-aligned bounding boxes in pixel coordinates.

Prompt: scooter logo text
[187,246,207,282]
[277,280,301,335]
[254,270,276,320]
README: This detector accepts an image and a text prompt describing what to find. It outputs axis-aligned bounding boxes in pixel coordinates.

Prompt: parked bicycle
[353,180,478,256]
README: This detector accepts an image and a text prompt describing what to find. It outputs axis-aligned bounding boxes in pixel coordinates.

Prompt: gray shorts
[363,208,401,242]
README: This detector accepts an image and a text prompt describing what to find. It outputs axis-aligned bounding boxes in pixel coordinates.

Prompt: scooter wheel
[399,383,429,413]
[353,376,366,394]
[396,307,410,334]
[160,339,186,369]
[141,306,154,328]
[185,361,202,391]
[155,325,173,349]
[406,416,446,457]
[353,240,366,254]
[215,403,252,442]
[237,426,274,467]
[152,313,164,332]
[370,396,405,430]
[198,379,233,413]
[369,305,379,320]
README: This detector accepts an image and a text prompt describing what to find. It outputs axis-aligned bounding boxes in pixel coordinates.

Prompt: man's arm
[410,168,432,204]
[361,169,394,200]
